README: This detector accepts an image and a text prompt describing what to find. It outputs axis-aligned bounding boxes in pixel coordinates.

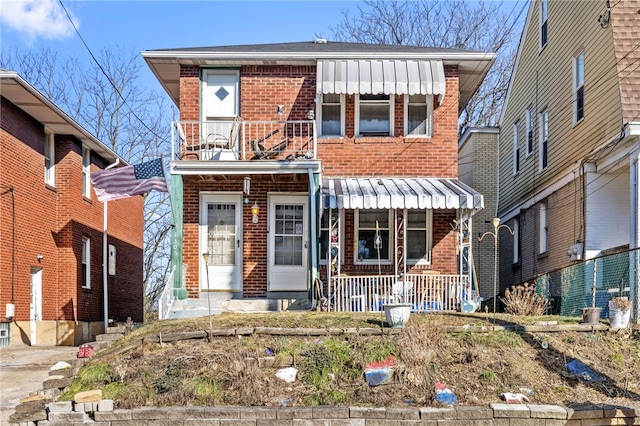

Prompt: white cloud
[0,0,79,42]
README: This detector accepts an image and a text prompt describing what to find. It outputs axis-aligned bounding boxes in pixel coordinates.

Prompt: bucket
[581,307,601,325]
[608,301,631,328]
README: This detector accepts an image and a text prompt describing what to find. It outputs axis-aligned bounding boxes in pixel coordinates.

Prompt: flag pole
[103,158,120,333]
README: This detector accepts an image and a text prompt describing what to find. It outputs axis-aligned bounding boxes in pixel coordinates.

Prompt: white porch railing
[158,266,176,320]
[173,119,316,161]
[328,274,472,313]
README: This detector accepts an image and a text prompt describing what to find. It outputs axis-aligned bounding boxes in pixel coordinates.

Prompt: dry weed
[501,282,549,316]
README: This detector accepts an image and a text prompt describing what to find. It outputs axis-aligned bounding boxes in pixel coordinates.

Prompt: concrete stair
[167,296,312,319]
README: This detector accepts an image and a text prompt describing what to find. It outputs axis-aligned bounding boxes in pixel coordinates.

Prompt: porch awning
[317,59,446,98]
[321,177,483,210]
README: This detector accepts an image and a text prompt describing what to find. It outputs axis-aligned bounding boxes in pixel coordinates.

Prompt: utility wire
[58,0,165,144]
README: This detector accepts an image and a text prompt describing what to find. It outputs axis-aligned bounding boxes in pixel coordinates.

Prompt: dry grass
[65,312,640,410]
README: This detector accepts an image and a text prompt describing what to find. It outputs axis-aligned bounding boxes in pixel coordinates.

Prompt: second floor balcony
[173,118,317,162]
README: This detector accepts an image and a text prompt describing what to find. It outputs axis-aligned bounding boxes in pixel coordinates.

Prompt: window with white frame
[356,94,393,136]
[405,94,432,137]
[513,121,520,174]
[406,209,432,264]
[82,147,91,197]
[526,107,533,155]
[44,132,55,186]
[320,209,344,263]
[539,109,549,170]
[539,0,548,49]
[513,218,520,264]
[319,94,344,136]
[573,51,585,123]
[82,237,91,289]
[356,209,391,263]
[539,202,547,254]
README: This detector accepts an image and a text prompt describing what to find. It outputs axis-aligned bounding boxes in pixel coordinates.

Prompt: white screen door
[200,193,242,292]
[30,268,42,346]
[269,194,308,291]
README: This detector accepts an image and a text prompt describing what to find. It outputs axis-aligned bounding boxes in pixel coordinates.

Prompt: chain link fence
[532,247,638,319]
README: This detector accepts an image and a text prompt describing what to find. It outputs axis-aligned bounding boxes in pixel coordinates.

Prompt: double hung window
[82,147,91,198]
[356,94,393,136]
[539,109,549,170]
[573,52,585,123]
[539,203,547,254]
[320,209,343,263]
[355,209,391,263]
[82,237,91,289]
[526,107,533,155]
[539,0,548,49]
[319,94,344,136]
[406,209,432,264]
[405,94,432,137]
[44,133,55,186]
[513,121,520,174]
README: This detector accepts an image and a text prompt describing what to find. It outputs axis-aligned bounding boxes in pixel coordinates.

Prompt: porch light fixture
[251,202,260,224]
[479,217,514,327]
[202,252,212,333]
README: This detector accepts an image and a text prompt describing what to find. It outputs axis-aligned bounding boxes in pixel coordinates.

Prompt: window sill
[82,286,91,292]
[537,252,548,260]
[403,136,433,143]
[354,260,393,266]
[354,136,396,144]
[318,136,345,144]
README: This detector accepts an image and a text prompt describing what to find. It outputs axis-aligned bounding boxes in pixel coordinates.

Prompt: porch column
[629,152,640,322]
[170,174,185,299]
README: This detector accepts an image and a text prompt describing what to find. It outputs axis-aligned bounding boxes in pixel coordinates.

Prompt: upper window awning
[317,59,446,99]
[322,177,483,211]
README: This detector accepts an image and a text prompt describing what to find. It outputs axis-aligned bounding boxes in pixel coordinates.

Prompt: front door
[269,194,308,291]
[201,193,242,292]
[202,70,239,156]
[30,268,42,346]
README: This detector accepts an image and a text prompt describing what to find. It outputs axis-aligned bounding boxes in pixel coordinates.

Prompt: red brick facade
[177,63,462,297]
[0,97,144,344]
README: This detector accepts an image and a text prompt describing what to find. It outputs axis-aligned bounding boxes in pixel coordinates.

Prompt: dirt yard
[62,312,640,411]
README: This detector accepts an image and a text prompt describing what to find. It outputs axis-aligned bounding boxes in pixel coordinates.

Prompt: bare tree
[329,0,526,133]
[1,46,176,320]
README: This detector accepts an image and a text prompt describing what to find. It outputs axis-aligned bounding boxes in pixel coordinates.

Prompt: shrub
[500,282,549,316]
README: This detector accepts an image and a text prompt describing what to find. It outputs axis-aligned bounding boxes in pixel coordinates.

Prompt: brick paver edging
[28,402,639,425]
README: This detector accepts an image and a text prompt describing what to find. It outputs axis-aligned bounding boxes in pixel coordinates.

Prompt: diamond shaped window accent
[215,87,229,101]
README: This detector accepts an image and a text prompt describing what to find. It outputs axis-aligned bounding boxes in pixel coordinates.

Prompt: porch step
[166,298,312,319]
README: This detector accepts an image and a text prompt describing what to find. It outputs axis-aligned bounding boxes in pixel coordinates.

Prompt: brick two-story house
[143,41,494,317]
[0,71,144,346]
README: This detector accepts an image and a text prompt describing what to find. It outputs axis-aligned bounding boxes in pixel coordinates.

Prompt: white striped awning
[317,59,446,99]
[321,177,483,210]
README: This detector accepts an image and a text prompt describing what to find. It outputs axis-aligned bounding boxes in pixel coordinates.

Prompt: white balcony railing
[328,274,472,313]
[173,119,316,162]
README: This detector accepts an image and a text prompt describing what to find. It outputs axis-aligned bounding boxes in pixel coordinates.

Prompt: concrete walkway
[0,345,78,425]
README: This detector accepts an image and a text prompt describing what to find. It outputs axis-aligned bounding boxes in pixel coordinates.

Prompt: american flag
[90,158,168,202]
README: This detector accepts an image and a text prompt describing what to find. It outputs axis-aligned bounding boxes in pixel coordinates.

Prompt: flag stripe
[90,158,168,202]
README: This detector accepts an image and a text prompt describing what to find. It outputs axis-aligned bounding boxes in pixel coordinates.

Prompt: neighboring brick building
[144,41,494,317]
[458,127,500,304]
[0,71,144,346]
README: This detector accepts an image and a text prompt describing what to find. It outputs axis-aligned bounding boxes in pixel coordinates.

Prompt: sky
[0,0,359,93]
